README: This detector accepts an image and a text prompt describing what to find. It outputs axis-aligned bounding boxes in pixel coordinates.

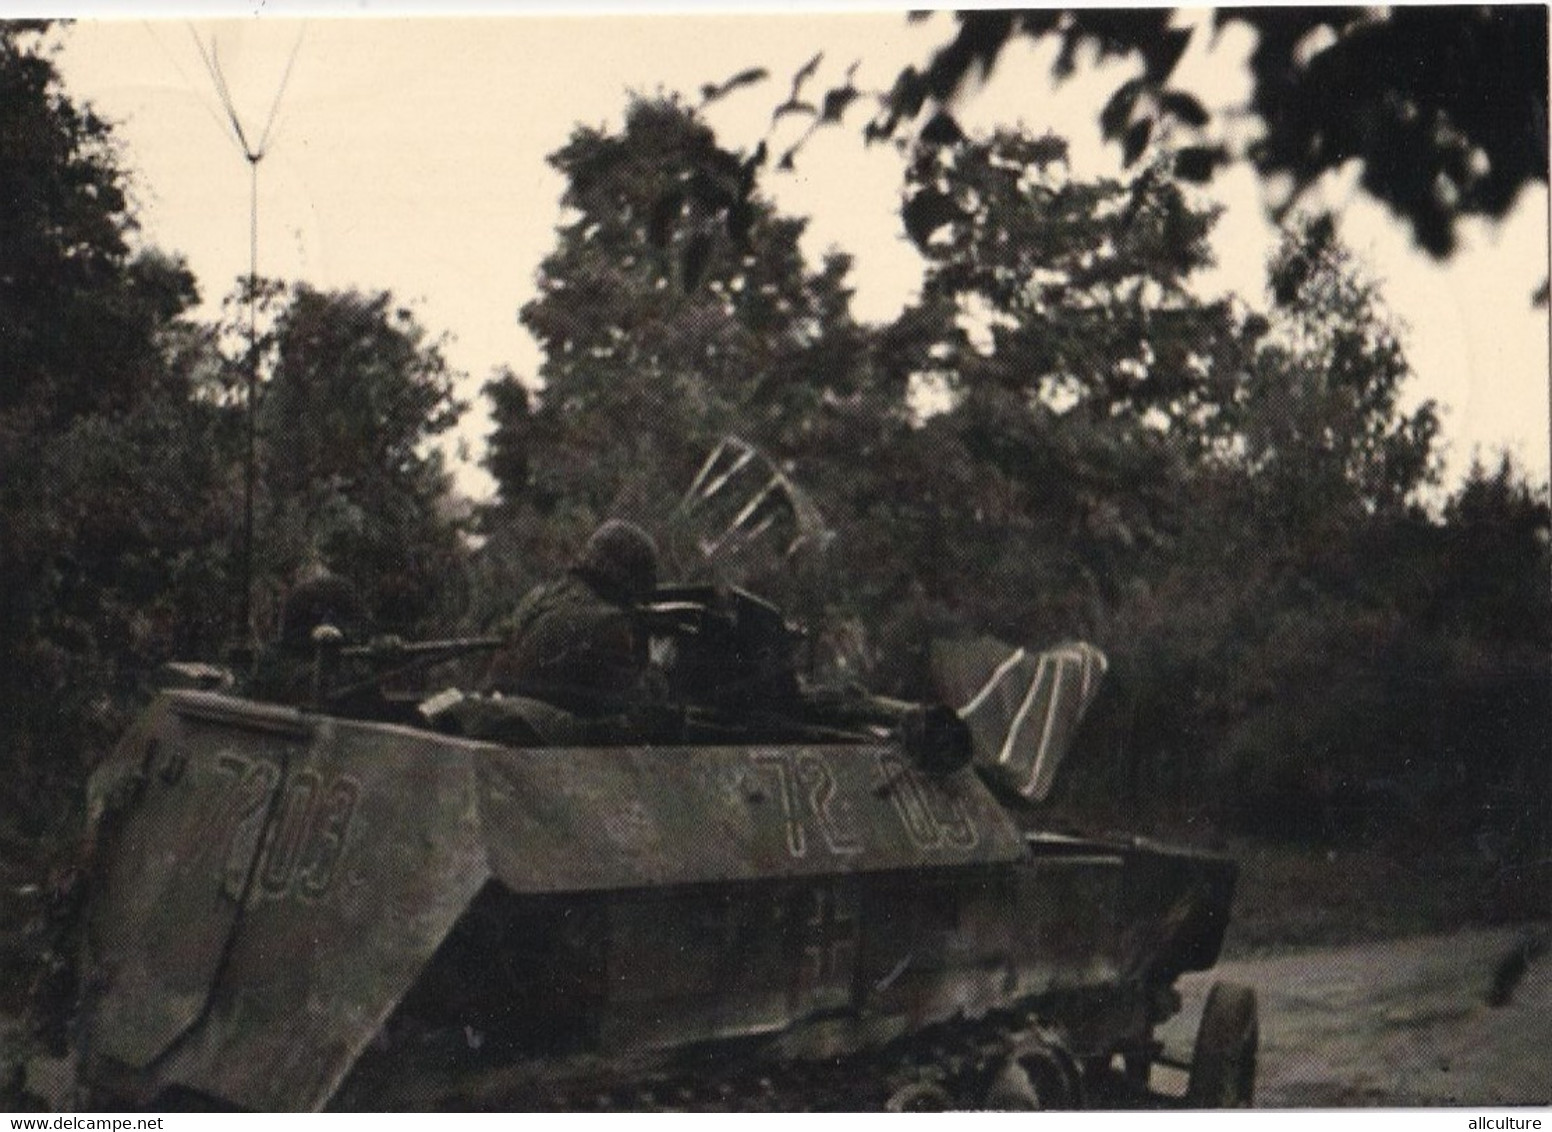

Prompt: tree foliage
[0,25,232,854]
[1235,215,1440,523]
[805,131,1257,689]
[1082,220,1541,856]
[870,7,1548,258]
[479,95,872,619]
[0,27,473,876]
[487,93,1547,877]
[244,283,468,636]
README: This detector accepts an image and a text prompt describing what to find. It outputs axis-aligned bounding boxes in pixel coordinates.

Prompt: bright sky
[47,7,1552,499]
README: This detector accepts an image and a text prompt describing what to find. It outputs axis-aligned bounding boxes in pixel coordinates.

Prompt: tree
[488,104,1279,706]
[832,130,1251,686]
[865,8,1548,259]
[477,95,873,620]
[1424,457,1551,890]
[244,283,468,637]
[0,24,158,424]
[1224,213,1441,532]
[1088,219,1502,844]
[0,25,234,857]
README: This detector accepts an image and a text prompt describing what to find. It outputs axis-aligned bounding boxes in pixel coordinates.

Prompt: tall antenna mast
[189,24,305,644]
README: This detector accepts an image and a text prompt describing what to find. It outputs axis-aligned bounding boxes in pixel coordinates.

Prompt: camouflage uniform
[482,520,660,717]
[482,573,646,714]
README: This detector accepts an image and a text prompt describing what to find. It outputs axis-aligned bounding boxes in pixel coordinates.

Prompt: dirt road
[1155,925,1550,1108]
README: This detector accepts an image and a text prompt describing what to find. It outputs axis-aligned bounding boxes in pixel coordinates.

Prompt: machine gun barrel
[317,635,504,708]
[338,636,505,661]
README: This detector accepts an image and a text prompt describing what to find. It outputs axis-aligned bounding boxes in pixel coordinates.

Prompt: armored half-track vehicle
[70,578,1256,1112]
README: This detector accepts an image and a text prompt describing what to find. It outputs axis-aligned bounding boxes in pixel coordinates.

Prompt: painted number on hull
[876,751,979,852]
[212,753,360,903]
[750,751,862,859]
[748,750,980,858]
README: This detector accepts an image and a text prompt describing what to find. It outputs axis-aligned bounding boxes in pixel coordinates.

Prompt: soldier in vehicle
[482,519,666,720]
[246,558,369,704]
[278,559,368,651]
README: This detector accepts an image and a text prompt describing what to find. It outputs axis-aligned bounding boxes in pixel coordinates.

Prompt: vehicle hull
[78,691,1234,1111]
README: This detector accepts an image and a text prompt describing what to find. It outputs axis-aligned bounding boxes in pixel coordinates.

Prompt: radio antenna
[188,23,306,644]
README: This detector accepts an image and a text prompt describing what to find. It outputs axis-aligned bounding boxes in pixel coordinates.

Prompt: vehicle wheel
[983,1041,1082,1110]
[983,1060,1041,1110]
[1185,982,1258,1108]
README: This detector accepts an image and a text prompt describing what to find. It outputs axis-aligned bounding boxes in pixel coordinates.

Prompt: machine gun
[197,628,507,722]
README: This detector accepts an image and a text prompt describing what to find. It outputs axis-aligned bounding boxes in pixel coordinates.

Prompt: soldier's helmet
[575,519,659,605]
[280,566,366,651]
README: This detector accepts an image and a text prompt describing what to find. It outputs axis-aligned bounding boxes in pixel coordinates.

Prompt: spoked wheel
[1185,982,1258,1108]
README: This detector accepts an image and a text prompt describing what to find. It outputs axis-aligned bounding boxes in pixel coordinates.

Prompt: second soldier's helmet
[280,567,366,651]
[575,519,659,604]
